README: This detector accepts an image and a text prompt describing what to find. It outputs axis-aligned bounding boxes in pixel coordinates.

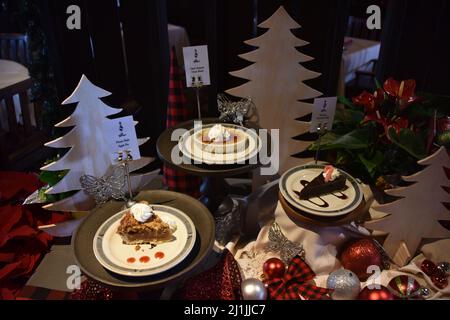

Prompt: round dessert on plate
[93,201,196,277]
[279,164,363,217]
[194,123,248,154]
[179,123,261,165]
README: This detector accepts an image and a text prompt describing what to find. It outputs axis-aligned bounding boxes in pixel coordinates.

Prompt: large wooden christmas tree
[226,6,322,173]
[365,147,450,266]
[41,75,157,212]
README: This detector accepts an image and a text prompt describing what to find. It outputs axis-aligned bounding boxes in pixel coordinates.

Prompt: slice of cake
[117,202,174,245]
[298,165,347,200]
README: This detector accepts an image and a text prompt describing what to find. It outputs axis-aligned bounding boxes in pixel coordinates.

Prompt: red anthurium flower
[364,112,408,140]
[386,117,409,135]
[364,112,388,127]
[373,88,385,104]
[352,91,377,112]
[383,78,420,109]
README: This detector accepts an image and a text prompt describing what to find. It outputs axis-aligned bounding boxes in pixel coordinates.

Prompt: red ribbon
[264,256,331,300]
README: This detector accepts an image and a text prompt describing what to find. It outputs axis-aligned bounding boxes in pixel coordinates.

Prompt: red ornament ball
[388,275,423,299]
[431,273,448,289]
[421,259,437,276]
[340,239,383,281]
[358,286,394,300]
[263,258,286,280]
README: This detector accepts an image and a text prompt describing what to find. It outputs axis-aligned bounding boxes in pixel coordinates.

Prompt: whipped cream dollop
[165,219,177,233]
[207,124,231,142]
[323,165,340,182]
[131,203,154,223]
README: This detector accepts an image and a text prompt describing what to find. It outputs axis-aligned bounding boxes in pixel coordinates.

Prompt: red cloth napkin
[163,47,201,198]
[175,249,243,300]
[0,172,70,300]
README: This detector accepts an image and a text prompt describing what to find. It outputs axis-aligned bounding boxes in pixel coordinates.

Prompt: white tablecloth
[0,59,34,131]
[168,23,190,67]
[221,179,450,300]
[337,37,381,96]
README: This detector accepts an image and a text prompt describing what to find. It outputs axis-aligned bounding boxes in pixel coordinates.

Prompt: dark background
[1,0,450,163]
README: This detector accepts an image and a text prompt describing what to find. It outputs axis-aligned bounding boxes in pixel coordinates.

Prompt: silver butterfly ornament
[79,165,126,204]
[217,93,252,126]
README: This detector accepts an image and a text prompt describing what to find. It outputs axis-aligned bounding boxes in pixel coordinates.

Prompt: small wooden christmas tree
[226,6,322,173]
[365,147,450,266]
[41,75,157,212]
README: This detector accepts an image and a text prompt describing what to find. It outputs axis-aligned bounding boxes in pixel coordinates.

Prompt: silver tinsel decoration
[265,222,305,264]
[326,269,361,300]
[217,93,252,126]
[241,278,267,300]
[80,164,126,204]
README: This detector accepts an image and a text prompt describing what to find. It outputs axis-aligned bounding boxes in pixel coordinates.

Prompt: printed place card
[104,116,141,162]
[183,45,211,87]
[310,97,337,133]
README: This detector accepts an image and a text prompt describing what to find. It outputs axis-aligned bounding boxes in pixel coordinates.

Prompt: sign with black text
[310,97,337,133]
[104,116,141,162]
[182,45,211,87]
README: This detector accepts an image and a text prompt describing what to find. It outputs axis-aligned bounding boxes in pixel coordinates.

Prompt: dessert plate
[279,164,363,217]
[93,205,196,277]
[178,123,261,165]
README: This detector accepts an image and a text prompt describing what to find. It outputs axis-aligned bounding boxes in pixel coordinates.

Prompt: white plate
[178,123,261,165]
[93,205,196,277]
[279,164,363,217]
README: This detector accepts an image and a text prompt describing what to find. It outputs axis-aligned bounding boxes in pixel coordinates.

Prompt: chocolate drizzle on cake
[294,166,348,207]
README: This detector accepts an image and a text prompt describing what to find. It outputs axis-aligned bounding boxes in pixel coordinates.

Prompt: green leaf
[358,151,384,178]
[388,128,427,159]
[375,78,382,89]
[324,128,372,150]
[334,108,365,126]
[309,127,372,151]
[338,96,354,108]
[308,132,340,150]
[416,92,450,117]
[39,169,68,186]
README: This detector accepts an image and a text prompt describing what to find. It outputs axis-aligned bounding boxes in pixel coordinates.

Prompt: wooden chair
[0,77,50,170]
[0,33,29,66]
[345,17,380,95]
[0,33,51,170]
[346,59,378,97]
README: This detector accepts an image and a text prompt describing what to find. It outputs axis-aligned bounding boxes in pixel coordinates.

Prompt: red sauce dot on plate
[154,252,165,260]
[139,256,150,263]
[127,257,136,263]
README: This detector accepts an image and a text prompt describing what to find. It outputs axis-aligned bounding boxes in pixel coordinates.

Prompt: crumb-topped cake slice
[117,202,175,245]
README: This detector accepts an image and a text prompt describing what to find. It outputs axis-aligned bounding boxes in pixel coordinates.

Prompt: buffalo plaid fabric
[264,256,331,300]
[163,47,201,198]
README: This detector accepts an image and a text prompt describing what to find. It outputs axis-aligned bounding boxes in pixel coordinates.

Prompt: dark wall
[39,0,169,158]
[201,0,349,113]
[0,0,25,32]
[378,0,450,96]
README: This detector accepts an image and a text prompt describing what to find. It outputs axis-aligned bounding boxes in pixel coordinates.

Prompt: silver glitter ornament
[327,269,361,300]
[265,222,305,264]
[437,262,450,276]
[241,278,268,300]
[420,287,430,298]
[217,93,252,126]
[80,164,126,204]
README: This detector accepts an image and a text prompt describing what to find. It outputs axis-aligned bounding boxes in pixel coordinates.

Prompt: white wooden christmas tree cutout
[41,75,158,212]
[365,146,450,266]
[226,6,322,174]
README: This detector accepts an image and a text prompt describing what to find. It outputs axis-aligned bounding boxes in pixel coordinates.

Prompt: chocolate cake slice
[299,166,347,200]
